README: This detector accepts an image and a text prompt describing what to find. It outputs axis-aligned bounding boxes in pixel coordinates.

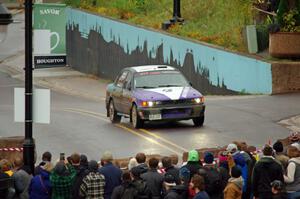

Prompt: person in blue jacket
[29,162,52,199]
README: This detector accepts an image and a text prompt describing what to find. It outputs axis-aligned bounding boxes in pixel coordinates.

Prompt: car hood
[133,87,202,101]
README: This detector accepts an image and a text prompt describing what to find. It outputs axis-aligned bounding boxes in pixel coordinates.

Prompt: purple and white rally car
[106,65,205,128]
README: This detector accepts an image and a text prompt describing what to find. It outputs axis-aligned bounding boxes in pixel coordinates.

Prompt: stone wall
[272,62,300,94]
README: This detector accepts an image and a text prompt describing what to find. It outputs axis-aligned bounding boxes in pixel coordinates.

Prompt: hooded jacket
[252,156,284,198]
[29,170,52,199]
[223,176,243,199]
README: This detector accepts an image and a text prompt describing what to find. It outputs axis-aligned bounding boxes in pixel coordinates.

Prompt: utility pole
[23,0,35,174]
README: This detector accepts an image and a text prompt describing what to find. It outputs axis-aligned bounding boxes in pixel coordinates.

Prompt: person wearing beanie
[199,151,229,199]
[50,161,77,199]
[163,174,188,199]
[80,160,105,199]
[181,150,202,183]
[273,140,289,170]
[252,144,284,199]
[224,166,243,199]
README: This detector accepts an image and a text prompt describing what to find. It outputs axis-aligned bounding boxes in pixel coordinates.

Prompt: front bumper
[137,104,205,121]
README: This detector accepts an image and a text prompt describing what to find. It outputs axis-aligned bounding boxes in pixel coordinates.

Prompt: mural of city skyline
[66,9,272,94]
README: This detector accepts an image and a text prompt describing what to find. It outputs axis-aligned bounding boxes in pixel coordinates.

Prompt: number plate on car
[149,114,162,120]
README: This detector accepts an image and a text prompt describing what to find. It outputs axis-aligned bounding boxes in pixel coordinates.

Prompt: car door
[112,70,128,113]
[121,71,133,115]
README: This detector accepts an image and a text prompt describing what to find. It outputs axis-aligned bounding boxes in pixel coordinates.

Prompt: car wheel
[193,115,204,127]
[109,100,121,123]
[131,104,143,129]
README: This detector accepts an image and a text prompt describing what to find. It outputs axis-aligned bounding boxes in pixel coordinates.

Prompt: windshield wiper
[158,84,182,87]
[136,86,156,89]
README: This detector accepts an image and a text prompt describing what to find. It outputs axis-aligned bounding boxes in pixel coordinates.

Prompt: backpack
[199,166,222,195]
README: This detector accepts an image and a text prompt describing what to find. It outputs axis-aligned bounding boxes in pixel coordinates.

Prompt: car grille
[159,99,193,106]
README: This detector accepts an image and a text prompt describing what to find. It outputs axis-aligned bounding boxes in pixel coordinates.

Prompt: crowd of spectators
[1,132,300,199]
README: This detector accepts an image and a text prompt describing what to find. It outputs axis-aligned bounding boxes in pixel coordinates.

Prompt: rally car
[105,65,205,128]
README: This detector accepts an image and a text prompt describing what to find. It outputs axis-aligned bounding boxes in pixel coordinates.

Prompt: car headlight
[141,101,159,107]
[193,97,204,104]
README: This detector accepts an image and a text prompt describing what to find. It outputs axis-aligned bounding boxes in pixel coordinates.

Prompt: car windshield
[134,71,189,89]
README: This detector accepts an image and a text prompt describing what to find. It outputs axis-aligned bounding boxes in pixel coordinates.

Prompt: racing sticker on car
[147,87,184,100]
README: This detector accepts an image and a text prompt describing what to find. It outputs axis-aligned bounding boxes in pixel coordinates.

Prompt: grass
[65,0,256,52]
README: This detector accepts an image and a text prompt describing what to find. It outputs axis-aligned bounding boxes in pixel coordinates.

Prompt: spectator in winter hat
[271,180,288,199]
[50,161,77,199]
[224,166,243,199]
[0,162,14,199]
[199,151,229,199]
[273,140,289,170]
[203,151,215,165]
[80,160,105,199]
[163,174,188,199]
[218,151,229,171]
[181,150,202,181]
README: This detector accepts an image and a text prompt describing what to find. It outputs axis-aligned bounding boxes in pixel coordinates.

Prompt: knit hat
[54,162,66,175]
[273,141,284,153]
[88,160,99,172]
[231,166,242,178]
[188,150,199,162]
[80,154,88,165]
[271,180,283,191]
[130,166,142,178]
[101,151,113,161]
[164,174,176,186]
[226,143,238,153]
[204,152,214,164]
[179,167,190,181]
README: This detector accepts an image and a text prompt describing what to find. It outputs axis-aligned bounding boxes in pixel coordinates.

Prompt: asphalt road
[1,70,300,161]
[1,13,300,162]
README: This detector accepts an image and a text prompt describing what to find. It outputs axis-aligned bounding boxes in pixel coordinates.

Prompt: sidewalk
[1,52,300,131]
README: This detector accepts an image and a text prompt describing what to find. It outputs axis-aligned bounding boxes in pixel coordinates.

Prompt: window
[116,71,128,88]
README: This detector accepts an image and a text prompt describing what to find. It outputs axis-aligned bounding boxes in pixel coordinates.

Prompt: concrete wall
[66,8,273,95]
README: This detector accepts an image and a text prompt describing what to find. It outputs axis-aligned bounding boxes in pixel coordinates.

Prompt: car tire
[109,100,121,123]
[131,104,143,129]
[193,115,204,127]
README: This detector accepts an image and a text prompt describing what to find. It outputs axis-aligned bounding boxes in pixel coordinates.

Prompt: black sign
[34,55,67,68]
